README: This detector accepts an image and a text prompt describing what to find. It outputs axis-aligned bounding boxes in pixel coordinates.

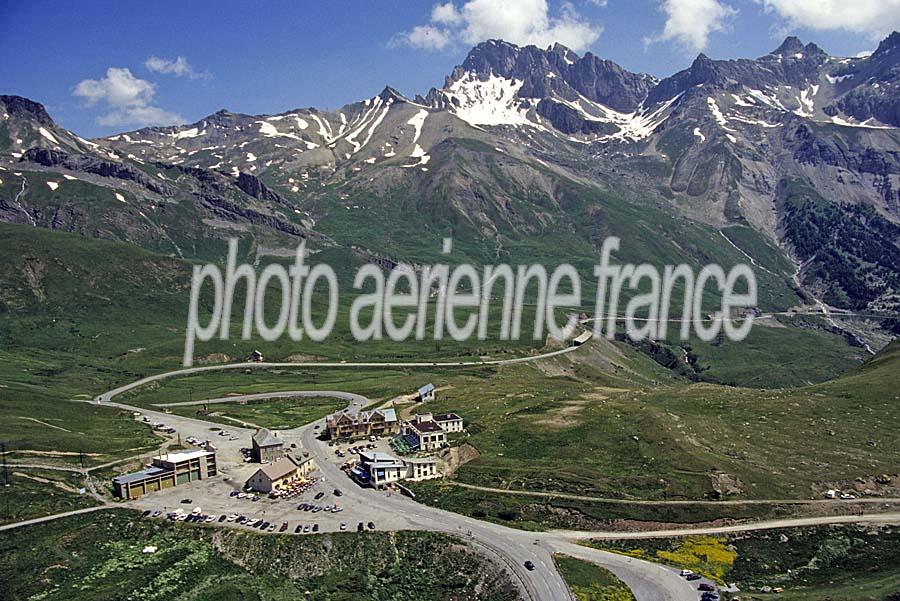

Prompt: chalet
[251,428,283,463]
[325,408,398,440]
[416,383,435,402]
[245,455,314,493]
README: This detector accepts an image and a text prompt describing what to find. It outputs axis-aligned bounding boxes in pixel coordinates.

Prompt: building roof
[289,453,314,466]
[408,419,444,434]
[573,331,593,343]
[253,457,298,481]
[403,456,437,465]
[155,450,213,463]
[252,428,282,448]
[433,413,462,422]
[418,383,435,395]
[113,466,170,485]
[359,450,401,464]
[369,460,406,469]
[359,408,398,424]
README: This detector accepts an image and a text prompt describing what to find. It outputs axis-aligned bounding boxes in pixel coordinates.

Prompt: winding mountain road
[6,348,897,601]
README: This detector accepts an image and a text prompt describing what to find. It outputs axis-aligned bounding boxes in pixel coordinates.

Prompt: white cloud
[393,0,602,53]
[649,0,737,52]
[431,2,463,25]
[73,67,183,128]
[401,25,454,50]
[97,106,184,128]
[758,0,900,38]
[73,67,155,108]
[144,56,210,79]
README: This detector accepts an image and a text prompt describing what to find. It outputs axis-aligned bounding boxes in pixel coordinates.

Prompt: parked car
[303,525,311,533]
[142,510,151,517]
[680,570,694,577]
[294,524,302,533]
[312,524,319,532]
[357,522,365,532]
[180,498,193,504]
[218,515,227,522]
[314,492,325,500]
[698,583,715,592]
[333,489,343,497]
[686,574,702,581]
[340,522,347,531]
[524,561,535,571]
[367,522,375,530]
[280,522,288,532]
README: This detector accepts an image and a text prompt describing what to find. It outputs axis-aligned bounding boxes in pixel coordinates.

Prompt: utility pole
[79,449,85,472]
[1,442,9,487]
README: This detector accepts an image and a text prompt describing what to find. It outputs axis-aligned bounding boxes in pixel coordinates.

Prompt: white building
[433,412,464,433]
[354,451,407,487]
[404,456,439,481]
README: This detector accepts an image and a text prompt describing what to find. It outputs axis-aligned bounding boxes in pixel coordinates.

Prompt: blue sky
[2,0,897,137]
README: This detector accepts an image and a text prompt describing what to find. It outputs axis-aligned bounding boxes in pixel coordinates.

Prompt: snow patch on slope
[443,72,532,127]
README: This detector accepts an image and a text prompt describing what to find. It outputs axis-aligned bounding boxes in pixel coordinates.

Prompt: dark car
[524,561,535,571]
[333,489,343,497]
[230,491,239,497]
[312,524,319,532]
[686,574,702,581]
[357,522,365,532]
[314,492,325,500]
[698,583,715,592]
[367,522,375,530]
[180,498,192,504]
[701,594,719,601]
[218,515,227,522]
[294,524,302,533]
[280,522,288,532]
[142,510,151,517]
[260,521,270,529]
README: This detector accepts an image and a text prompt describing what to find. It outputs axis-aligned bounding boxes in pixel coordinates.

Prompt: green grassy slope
[589,524,900,601]
[0,509,518,601]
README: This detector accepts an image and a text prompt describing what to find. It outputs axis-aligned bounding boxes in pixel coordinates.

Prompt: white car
[679,569,694,577]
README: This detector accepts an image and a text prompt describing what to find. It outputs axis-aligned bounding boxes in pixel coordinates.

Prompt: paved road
[448,482,900,507]
[0,505,110,533]
[93,346,580,405]
[154,390,370,410]
[53,352,895,601]
[554,512,900,540]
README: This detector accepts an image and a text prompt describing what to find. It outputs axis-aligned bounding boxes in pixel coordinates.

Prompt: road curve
[154,390,371,408]
[77,349,899,601]
[93,345,580,404]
